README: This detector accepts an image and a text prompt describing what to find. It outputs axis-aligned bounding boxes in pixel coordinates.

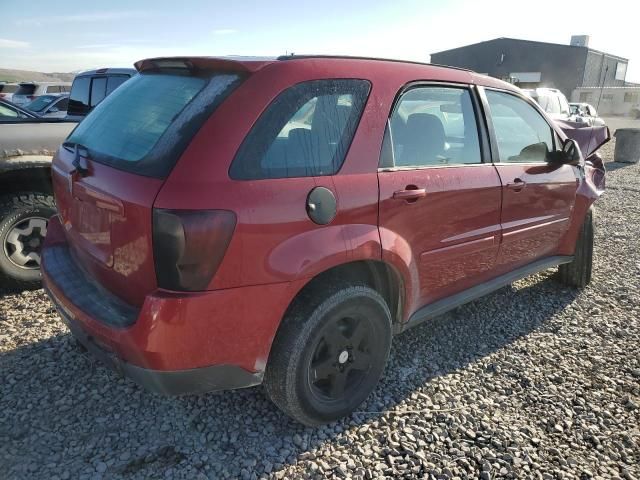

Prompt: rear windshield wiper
[62,141,90,176]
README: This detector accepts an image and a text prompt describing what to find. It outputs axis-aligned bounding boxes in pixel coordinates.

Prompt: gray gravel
[1,136,639,480]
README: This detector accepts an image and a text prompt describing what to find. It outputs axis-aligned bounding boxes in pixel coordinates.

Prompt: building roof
[432,37,628,62]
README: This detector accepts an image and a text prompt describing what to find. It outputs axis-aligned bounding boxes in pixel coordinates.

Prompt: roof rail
[276,54,475,72]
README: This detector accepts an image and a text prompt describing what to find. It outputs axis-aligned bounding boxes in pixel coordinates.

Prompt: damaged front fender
[554,123,608,256]
[555,119,611,159]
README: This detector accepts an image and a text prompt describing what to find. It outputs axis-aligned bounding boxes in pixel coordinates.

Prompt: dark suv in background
[66,68,136,120]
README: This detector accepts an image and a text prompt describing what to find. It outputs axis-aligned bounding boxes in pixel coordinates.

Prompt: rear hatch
[51,63,244,307]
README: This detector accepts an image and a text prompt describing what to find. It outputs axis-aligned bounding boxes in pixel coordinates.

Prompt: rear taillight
[0,93,6,99]
[152,209,236,291]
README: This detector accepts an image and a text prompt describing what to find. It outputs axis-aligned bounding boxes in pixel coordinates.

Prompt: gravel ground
[1,137,639,480]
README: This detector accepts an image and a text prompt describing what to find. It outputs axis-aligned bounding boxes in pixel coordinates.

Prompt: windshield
[66,71,243,178]
[25,95,57,112]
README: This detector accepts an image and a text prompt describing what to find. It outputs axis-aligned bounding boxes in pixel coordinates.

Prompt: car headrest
[405,113,446,146]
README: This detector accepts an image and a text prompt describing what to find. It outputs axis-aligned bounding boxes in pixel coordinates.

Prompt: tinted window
[106,75,129,96]
[0,84,19,94]
[67,71,243,178]
[230,79,370,180]
[15,84,36,95]
[90,77,108,106]
[486,90,554,163]
[387,86,481,167]
[56,97,69,111]
[68,76,91,115]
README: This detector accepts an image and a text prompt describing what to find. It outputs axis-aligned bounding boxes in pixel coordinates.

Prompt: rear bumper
[42,215,302,394]
[47,287,261,394]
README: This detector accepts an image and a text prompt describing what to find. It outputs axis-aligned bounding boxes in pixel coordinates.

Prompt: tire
[0,192,56,290]
[557,208,594,288]
[264,284,392,426]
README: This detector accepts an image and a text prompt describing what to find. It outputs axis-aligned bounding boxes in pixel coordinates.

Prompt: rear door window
[66,71,243,178]
[387,86,482,167]
[90,77,108,106]
[68,76,91,115]
[230,79,370,180]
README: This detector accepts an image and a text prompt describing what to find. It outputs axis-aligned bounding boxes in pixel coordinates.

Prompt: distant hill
[0,68,75,83]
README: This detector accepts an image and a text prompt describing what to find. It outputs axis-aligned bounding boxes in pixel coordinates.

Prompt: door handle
[393,188,427,201]
[506,178,526,191]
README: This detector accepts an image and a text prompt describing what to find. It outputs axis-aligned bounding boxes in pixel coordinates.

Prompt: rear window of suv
[66,71,243,178]
[15,84,36,95]
[0,84,18,93]
[230,79,370,180]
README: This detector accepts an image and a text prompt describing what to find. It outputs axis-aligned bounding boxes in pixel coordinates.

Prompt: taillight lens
[152,209,236,291]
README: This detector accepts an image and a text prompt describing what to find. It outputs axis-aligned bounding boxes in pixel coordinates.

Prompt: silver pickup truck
[0,120,76,289]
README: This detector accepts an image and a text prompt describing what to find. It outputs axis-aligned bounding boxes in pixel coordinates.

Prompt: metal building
[430,36,629,98]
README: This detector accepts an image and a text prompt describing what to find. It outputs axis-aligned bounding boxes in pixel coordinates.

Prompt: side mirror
[49,107,59,113]
[548,138,582,166]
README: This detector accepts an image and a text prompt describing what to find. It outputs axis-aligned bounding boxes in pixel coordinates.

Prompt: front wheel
[557,208,594,288]
[0,192,56,290]
[264,285,392,426]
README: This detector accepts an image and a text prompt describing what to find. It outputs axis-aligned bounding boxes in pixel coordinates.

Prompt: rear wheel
[557,208,594,288]
[264,284,392,426]
[0,192,56,290]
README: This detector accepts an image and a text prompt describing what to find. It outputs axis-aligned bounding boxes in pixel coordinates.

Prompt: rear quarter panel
[156,61,473,292]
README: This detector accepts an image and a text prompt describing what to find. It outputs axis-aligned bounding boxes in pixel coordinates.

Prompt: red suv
[42,55,605,425]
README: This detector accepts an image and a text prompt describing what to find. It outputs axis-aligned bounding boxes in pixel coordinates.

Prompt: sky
[1,0,638,82]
